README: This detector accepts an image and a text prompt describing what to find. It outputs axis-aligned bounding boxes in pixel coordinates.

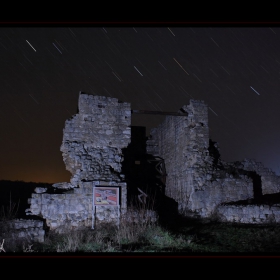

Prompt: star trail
[1,26,280,183]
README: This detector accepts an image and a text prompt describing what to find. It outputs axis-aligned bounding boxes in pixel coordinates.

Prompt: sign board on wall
[93,186,119,206]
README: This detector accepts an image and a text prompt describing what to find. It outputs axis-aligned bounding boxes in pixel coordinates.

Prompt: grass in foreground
[2,200,280,253]
[2,216,280,253]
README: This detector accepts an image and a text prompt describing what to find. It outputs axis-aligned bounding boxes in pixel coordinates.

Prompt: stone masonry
[216,204,280,224]
[26,93,280,228]
[146,99,280,222]
[237,158,280,195]
[26,92,131,230]
[61,92,131,186]
[0,219,45,243]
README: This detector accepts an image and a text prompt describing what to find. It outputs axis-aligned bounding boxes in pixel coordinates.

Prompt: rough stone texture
[26,93,280,227]
[146,99,264,218]
[26,92,131,230]
[216,204,280,224]
[61,92,131,186]
[0,219,45,243]
[147,100,211,216]
[237,158,280,195]
[189,178,254,218]
[27,181,127,231]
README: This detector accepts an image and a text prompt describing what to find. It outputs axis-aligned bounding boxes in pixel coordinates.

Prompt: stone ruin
[26,92,132,232]
[0,219,45,244]
[24,91,280,239]
[146,100,280,223]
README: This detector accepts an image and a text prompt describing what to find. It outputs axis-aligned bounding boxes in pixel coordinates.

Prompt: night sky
[1,26,280,184]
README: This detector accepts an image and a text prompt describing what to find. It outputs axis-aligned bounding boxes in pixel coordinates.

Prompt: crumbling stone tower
[61,92,131,186]
[26,93,280,227]
[146,100,255,218]
[26,92,131,230]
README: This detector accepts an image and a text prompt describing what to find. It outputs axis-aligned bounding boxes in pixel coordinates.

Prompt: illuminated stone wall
[25,94,280,227]
[26,92,131,230]
[61,92,131,186]
[26,181,127,231]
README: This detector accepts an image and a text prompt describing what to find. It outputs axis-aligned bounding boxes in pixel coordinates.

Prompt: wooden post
[92,186,95,229]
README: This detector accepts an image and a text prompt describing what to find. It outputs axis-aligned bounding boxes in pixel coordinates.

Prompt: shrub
[0,192,20,222]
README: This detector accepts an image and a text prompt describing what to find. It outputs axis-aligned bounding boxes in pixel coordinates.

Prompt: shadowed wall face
[146,100,211,213]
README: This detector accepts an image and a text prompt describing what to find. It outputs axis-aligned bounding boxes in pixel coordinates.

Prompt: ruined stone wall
[25,93,280,226]
[216,204,280,224]
[61,92,131,186]
[147,100,254,218]
[147,113,192,201]
[147,100,210,215]
[190,178,254,218]
[239,159,280,195]
[26,181,127,231]
[26,92,131,230]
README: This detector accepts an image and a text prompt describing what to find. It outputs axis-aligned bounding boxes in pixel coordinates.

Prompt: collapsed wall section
[238,159,280,195]
[146,99,254,218]
[26,92,131,230]
[216,204,280,224]
[61,92,131,186]
[147,100,211,215]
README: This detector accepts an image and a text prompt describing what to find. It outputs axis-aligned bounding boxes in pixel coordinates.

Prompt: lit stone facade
[26,93,280,230]
[26,92,131,230]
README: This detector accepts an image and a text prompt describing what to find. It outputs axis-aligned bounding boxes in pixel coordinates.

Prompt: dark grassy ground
[156,213,280,253]
[18,215,280,254]
[2,215,280,254]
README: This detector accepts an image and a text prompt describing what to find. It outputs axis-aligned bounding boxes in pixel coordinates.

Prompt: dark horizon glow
[1,26,280,184]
